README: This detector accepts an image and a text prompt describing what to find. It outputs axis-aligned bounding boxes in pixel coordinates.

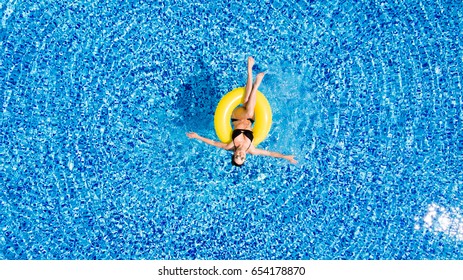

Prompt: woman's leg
[243,72,265,118]
[243,57,255,104]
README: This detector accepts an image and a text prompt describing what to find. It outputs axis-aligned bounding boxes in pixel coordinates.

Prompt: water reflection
[417,203,463,241]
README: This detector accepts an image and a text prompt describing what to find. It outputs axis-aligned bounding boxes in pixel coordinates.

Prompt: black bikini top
[232,129,253,151]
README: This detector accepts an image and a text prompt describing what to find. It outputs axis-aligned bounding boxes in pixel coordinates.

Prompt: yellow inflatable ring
[214,87,272,146]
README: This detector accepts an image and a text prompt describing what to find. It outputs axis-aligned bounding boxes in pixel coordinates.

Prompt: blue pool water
[1,0,462,259]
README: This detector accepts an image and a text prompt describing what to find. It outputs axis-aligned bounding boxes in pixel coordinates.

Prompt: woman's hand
[285,155,298,164]
[186,132,198,139]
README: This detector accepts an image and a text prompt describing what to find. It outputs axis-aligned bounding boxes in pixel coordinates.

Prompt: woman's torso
[231,106,255,150]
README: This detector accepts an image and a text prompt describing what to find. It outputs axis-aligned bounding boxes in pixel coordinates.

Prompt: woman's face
[233,150,246,165]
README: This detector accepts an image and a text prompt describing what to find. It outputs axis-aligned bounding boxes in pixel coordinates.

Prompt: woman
[186,57,297,166]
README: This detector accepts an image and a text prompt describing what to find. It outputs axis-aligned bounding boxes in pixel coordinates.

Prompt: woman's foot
[247,56,255,70]
[255,72,266,82]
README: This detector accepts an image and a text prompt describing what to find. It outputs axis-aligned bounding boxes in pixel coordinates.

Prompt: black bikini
[232,129,254,151]
[230,118,254,151]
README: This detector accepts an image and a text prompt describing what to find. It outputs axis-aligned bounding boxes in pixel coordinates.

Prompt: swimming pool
[1,0,462,259]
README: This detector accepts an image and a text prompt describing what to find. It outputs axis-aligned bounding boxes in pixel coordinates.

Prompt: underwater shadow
[176,59,221,132]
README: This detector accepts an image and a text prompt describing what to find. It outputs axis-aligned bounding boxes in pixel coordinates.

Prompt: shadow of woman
[175,60,221,132]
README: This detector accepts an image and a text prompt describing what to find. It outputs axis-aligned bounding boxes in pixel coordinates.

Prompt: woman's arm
[186,132,233,150]
[250,148,298,164]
